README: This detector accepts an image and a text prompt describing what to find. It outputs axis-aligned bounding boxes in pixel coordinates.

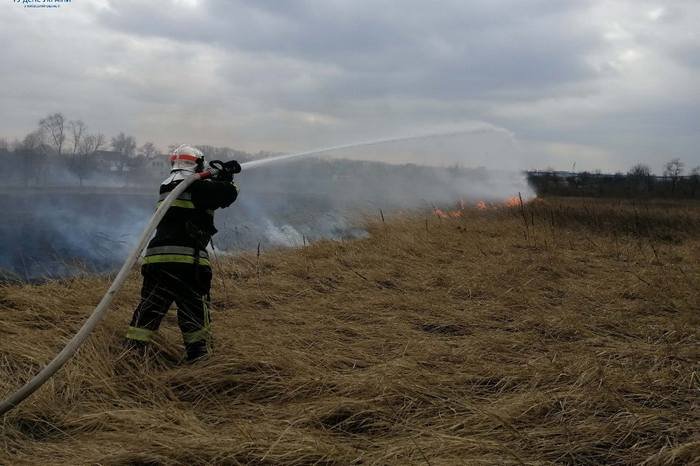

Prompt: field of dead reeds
[1,197,698,465]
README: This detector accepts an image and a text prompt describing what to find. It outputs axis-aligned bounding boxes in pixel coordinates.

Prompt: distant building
[147,154,170,177]
[94,150,130,173]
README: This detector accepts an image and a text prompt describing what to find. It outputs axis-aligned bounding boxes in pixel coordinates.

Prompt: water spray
[0,129,489,415]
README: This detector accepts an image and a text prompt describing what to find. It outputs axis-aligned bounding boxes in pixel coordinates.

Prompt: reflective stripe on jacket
[142,245,211,267]
[144,178,237,266]
[157,191,215,214]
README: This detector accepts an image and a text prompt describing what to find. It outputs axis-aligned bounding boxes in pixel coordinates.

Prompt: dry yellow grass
[1,198,698,465]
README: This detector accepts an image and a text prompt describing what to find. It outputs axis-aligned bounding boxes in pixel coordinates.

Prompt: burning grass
[1,197,698,465]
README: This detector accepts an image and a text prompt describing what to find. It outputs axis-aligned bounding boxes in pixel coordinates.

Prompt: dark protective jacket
[142,178,238,267]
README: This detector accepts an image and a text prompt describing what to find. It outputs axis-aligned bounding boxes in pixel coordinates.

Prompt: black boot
[185,340,211,363]
[123,338,149,356]
[116,339,154,366]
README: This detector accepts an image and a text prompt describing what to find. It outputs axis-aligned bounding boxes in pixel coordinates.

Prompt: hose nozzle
[201,160,242,180]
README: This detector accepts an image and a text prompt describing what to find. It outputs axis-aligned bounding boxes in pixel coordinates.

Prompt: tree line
[0,112,257,187]
[528,159,700,199]
[4,112,698,199]
[0,112,159,186]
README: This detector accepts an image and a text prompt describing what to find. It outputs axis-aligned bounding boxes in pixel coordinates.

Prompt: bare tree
[69,120,87,158]
[628,164,651,177]
[663,158,684,193]
[111,133,137,178]
[628,163,653,193]
[18,130,50,186]
[111,132,137,157]
[39,112,66,156]
[663,158,684,177]
[20,130,50,153]
[124,142,159,185]
[139,142,159,159]
[71,133,106,187]
[80,133,106,157]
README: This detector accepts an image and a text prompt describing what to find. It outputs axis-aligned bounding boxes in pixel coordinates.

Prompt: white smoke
[262,219,304,247]
[1,128,534,280]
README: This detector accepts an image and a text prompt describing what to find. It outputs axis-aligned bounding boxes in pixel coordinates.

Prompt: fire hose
[0,130,477,416]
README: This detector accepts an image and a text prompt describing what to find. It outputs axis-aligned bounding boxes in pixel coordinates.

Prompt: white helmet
[162,144,205,184]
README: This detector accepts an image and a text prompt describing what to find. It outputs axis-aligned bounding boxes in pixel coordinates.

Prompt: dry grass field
[1,197,698,465]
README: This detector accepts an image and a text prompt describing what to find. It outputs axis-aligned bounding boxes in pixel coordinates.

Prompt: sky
[1,0,698,172]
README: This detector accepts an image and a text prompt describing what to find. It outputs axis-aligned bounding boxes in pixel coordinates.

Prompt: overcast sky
[1,0,698,172]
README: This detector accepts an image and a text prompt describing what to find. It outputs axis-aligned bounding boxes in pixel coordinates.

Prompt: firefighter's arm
[190,179,239,210]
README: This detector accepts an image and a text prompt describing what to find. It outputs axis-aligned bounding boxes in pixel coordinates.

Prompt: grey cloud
[673,44,700,69]
[98,0,601,103]
[1,0,699,171]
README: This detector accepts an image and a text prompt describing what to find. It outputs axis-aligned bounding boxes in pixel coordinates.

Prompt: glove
[224,160,242,174]
[214,160,241,182]
[216,170,234,182]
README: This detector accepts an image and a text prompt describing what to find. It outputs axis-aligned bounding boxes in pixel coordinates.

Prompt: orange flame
[433,204,464,218]
[504,196,520,208]
[433,195,526,218]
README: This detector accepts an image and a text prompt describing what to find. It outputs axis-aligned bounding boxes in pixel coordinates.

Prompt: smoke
[0,131,533,281]
[210,154,532,255]
[0,191,151,281]
[263,220,304,247]
[213,196,370,252]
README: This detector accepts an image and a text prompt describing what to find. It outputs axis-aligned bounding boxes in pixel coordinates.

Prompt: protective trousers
[126,263,213,361]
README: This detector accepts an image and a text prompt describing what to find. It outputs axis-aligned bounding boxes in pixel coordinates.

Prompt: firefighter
[125,144,239,361]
